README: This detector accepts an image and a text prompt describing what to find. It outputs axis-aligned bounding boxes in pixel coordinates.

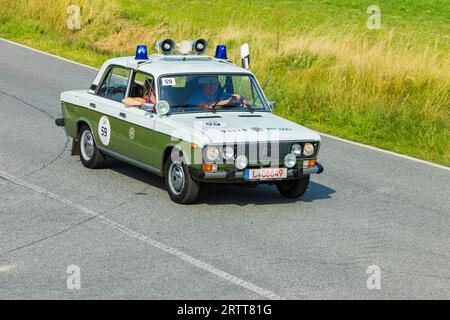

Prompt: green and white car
[57,42,323,204]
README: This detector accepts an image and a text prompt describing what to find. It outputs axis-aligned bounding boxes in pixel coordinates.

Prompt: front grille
[205,141,319,165]
[233,141,292,164]
[234,141,322,164]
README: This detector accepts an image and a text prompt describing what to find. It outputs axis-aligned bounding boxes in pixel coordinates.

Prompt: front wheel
[164,150,200,204]
[276,175,310,198]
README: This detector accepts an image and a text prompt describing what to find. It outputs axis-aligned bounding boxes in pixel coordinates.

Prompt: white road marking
[0,38,98,71]
[0,264,17,272]
[320,132,450,171]
[1,37,447,171]
[0,169,284,300]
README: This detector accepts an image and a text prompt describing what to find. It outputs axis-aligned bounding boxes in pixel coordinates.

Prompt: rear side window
[97,67,130,102]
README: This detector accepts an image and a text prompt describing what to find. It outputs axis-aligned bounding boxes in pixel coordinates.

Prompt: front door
[91,67,160,170]
[90,65,132,155]
[114,70,157,169]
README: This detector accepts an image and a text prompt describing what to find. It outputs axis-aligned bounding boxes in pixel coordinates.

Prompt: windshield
[158,74,270,113]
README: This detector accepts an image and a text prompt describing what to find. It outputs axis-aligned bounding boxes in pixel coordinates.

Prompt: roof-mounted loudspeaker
[193,39,208,55]
[155,39,175,55]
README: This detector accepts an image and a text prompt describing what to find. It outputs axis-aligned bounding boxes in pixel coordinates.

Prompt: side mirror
[140,103,155,112]
[268,100,276,110]
[240,43,250,70]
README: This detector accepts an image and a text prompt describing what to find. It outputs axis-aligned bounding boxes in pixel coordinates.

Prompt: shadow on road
[107,158,165,190]
[199,181,335,206]
[107,158,335,206]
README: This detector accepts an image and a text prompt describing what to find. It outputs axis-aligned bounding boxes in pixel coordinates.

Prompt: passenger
[188,76,249,109]
[122,78,156,107]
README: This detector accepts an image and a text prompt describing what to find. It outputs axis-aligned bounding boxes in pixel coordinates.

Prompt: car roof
[92,54,253,87]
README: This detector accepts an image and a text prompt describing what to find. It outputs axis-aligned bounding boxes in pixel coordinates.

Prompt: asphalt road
[0,38,449,299]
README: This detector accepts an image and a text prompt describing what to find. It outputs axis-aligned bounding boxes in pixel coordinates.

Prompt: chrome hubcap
[168,162,184,195]
[80,130,95,161]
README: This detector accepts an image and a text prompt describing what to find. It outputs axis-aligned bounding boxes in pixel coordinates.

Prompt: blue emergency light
[215,45,227,59]
[135,45,148,60]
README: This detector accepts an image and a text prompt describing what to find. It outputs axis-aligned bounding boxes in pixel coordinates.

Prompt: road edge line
[0,37,98,71]
[319,133,449,171]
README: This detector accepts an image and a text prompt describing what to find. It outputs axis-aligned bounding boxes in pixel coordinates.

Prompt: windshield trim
[156,72,270,114]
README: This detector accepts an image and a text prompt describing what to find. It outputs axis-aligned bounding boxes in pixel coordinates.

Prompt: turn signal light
[202,163,218,172]
[303,160,316,168]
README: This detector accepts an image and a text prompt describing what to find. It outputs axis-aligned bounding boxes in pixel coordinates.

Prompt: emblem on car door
[128,127,135,141]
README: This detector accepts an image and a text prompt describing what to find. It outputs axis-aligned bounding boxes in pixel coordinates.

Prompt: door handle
[89,102,96,108]
[119,112,127,119]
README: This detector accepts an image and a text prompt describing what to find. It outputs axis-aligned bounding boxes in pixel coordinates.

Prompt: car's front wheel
[276,175,310,198]
[78,124,106,169]
[164,150,200,204]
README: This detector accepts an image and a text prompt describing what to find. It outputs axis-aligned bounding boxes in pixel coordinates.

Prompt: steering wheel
[233,95,249,108]
[228,95,247,107]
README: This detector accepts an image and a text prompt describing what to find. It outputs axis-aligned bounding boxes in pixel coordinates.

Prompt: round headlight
[291,143,302,156]
[223,146,234,160]
[204,146,220,162]
[284,153,297,168]
[303,143,315,157]
[235,155,248,170]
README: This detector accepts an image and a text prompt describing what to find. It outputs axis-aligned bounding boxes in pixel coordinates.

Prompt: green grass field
[1,0,449,165]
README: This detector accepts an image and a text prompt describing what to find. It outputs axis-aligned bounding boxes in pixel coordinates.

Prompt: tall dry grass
[0,0,118,34]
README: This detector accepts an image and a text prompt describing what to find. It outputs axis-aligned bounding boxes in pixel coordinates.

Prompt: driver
[188,76,249,109]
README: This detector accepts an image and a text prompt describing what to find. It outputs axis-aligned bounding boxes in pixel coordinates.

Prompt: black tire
[78,124,106,169]
[164,149,200,204]
[276,175,310,198]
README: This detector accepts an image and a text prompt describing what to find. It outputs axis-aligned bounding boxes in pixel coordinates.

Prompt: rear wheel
[164,149,200,204]
[276,175,310,198]
[78,124,106,169]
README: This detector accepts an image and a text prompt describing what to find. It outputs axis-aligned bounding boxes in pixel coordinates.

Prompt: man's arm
[122,97,146,107]
[201,95,249,109]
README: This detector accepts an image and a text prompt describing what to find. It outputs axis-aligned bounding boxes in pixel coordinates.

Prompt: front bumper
[190,162,324,182]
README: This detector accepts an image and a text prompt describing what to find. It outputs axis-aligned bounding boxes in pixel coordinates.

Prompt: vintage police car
[56,40,323,204]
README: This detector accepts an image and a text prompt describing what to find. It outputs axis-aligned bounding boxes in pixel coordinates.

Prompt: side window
[130,72,155,102]
[97,67,130,102]
[96,69,111,98]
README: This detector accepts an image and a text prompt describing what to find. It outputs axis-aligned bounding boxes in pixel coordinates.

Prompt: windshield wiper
[208,100,221,113]
[246,104,255,113]
[170,104,197,109]
[203,103,257,113]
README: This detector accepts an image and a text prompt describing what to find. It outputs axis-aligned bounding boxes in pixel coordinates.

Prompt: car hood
[170,111,321,144]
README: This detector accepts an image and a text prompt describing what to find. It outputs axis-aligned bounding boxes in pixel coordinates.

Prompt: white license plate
[244,168,288,180]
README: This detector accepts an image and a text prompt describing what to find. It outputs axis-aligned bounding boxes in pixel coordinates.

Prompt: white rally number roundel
[98,116,111,146]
